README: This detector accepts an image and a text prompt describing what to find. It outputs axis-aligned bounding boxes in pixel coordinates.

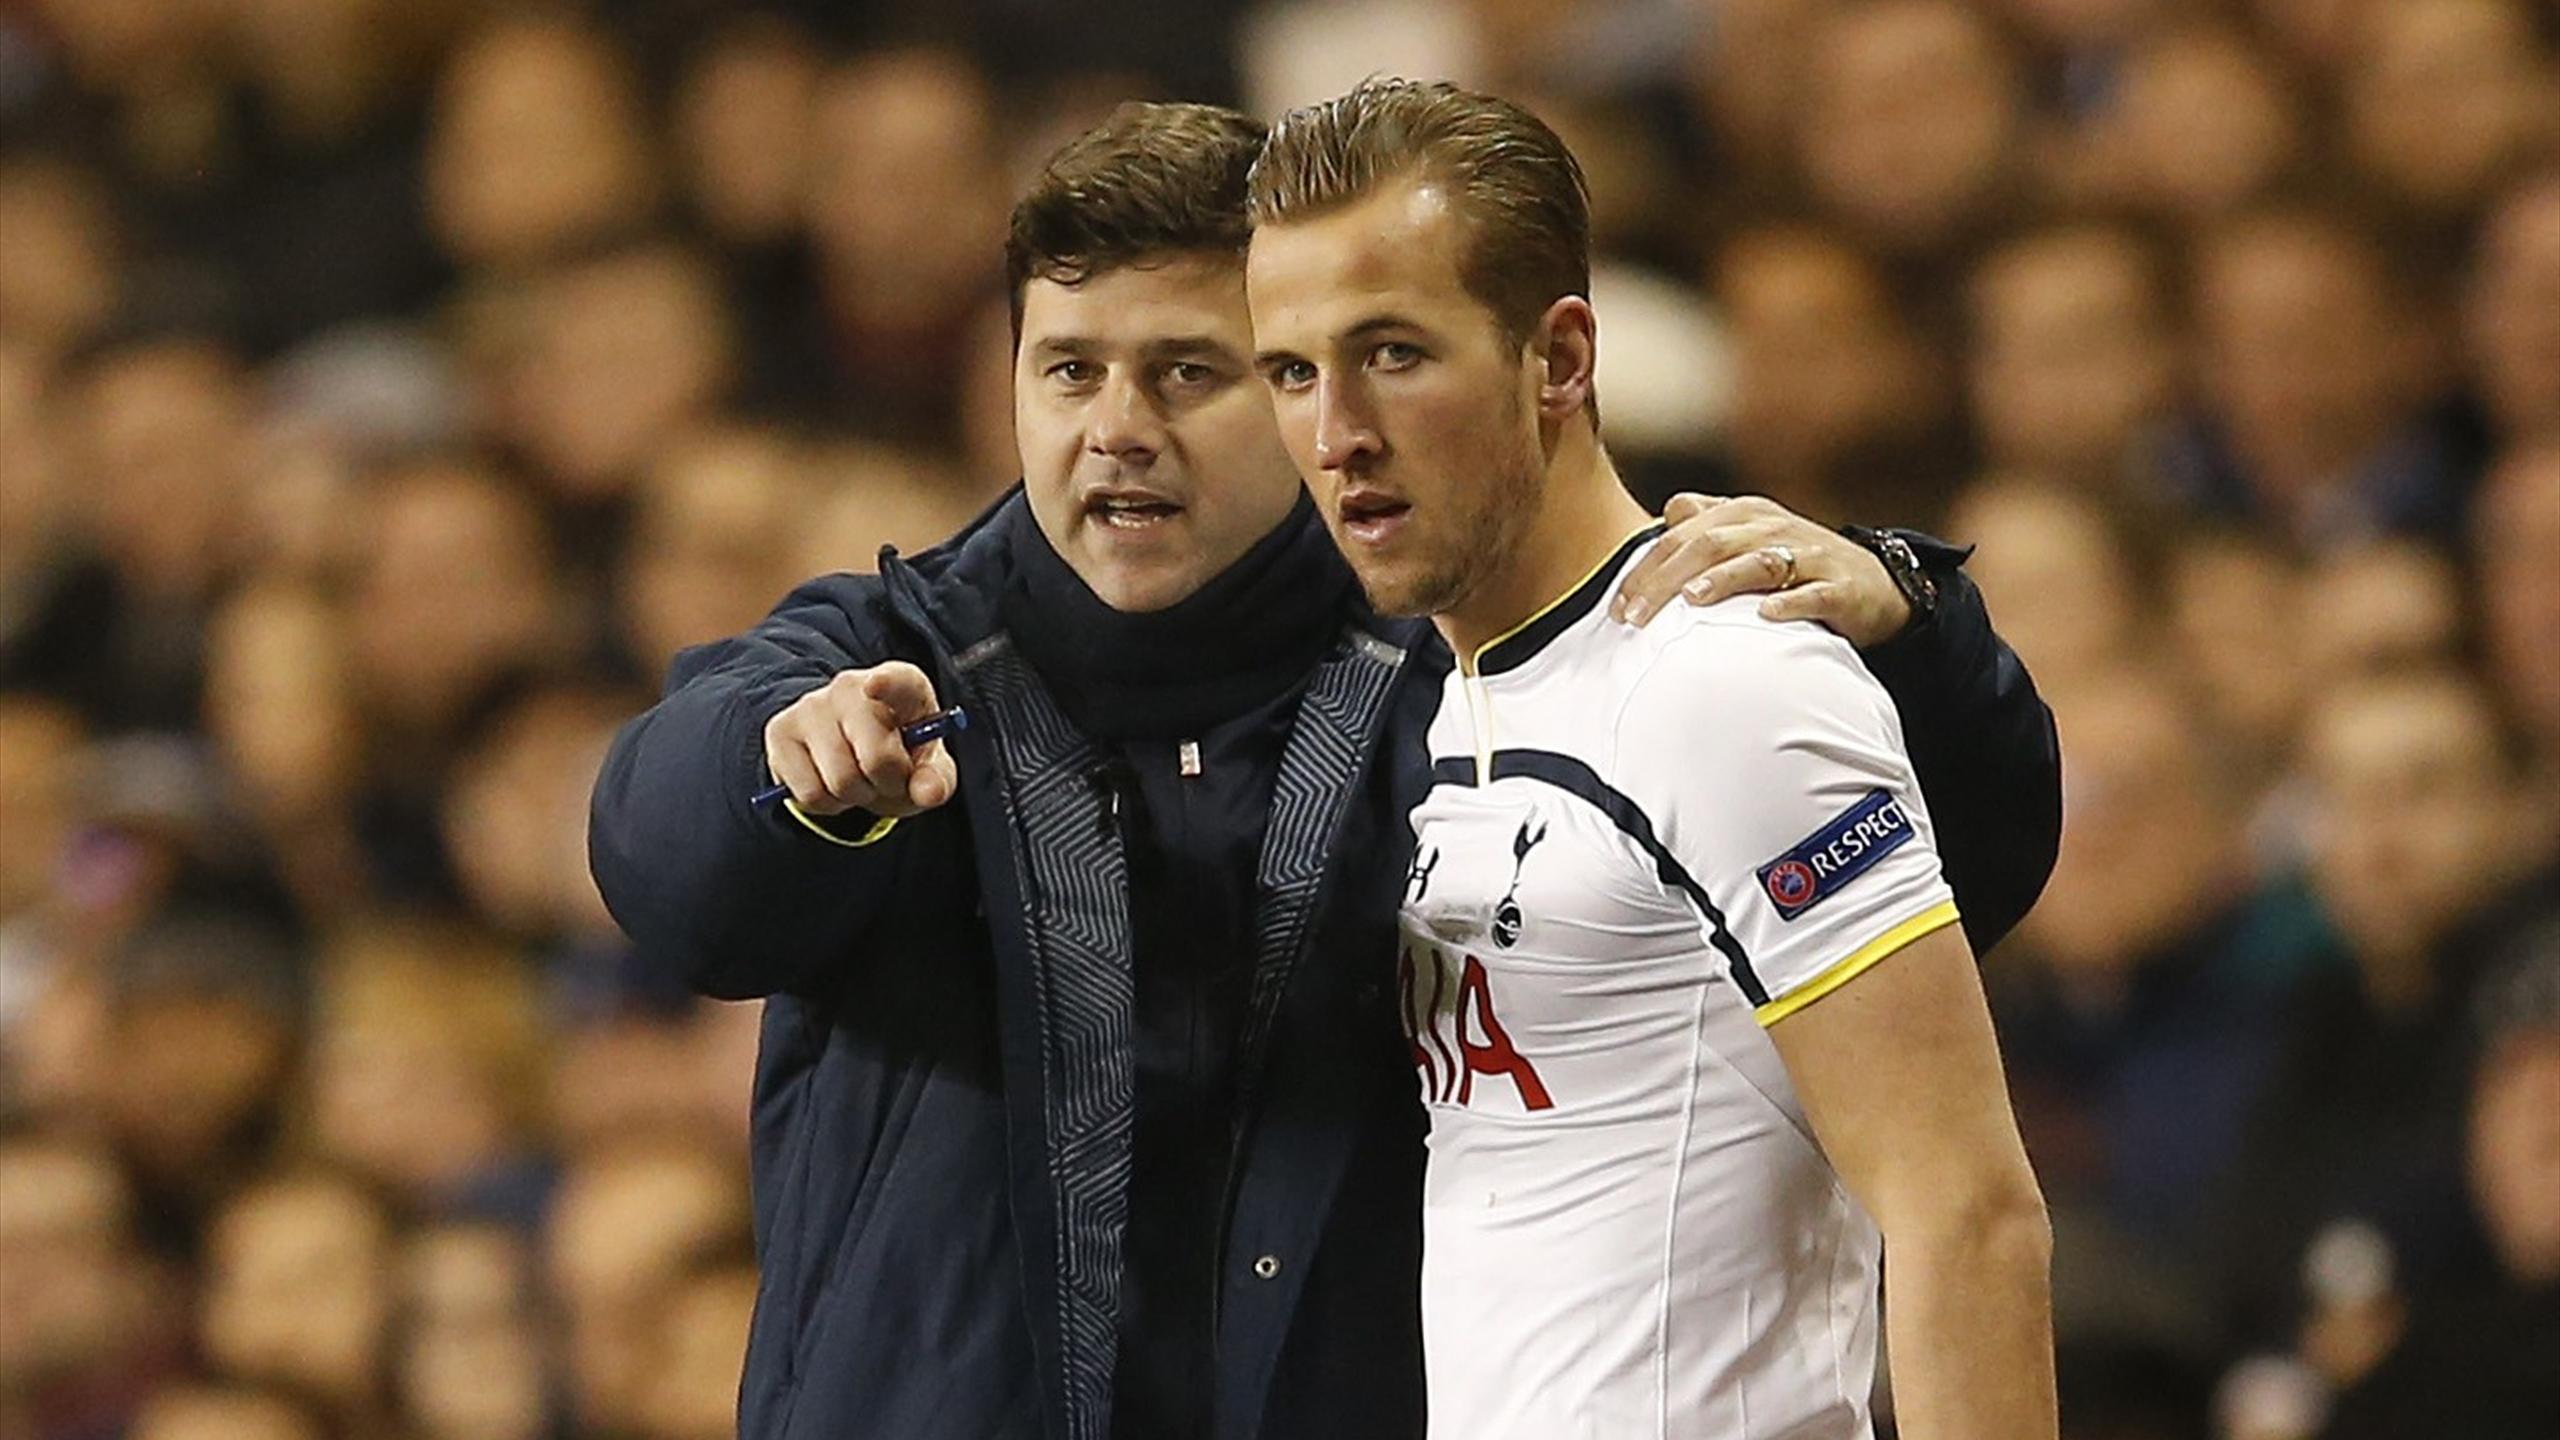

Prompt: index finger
[1614,518,1758,622]
[1611,529,1689,622]
[860,662,941,726]
[1657,491,1731,526]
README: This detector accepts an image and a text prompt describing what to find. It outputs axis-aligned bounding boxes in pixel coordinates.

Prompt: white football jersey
[1401,526,1959,1440]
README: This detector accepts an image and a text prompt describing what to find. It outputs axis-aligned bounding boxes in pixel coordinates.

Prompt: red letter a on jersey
[1456,955,1554,1111]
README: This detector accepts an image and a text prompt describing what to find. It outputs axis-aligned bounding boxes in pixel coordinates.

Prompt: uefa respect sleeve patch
[1754,788,1916,922]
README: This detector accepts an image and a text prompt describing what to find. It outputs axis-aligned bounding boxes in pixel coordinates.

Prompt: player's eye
[1046,359,1102,387]
[1371,341,1425,371]
[1164,361,1219,389]
[1262,358,1318,392]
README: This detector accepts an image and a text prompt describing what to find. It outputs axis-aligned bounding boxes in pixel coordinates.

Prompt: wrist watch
[1843,525,1940,626]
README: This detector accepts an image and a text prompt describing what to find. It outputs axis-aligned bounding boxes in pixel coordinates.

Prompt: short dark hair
[1247,77,1591,346]
[1004,102,1269,337]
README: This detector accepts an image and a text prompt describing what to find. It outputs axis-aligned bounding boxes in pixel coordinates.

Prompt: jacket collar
[878,485,1437,670]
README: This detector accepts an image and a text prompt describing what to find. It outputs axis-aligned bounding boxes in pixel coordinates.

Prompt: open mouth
[1337,491,1412,544]
[1087,491,1185,530]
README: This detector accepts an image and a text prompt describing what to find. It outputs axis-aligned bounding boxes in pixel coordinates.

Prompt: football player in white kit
[1244,81,2058,1439]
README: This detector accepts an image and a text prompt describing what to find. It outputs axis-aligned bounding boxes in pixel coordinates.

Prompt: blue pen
[752,706,970,807]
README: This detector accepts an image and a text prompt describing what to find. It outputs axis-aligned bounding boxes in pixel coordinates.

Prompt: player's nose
[1312,374,1383,471]
[1087,368,1167,462]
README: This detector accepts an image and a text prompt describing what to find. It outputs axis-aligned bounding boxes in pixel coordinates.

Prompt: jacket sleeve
[1852,532,2062,954]
[588,579,929,1000]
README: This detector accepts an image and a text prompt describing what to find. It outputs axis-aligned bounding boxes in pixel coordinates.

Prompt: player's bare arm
[1768,924,2059,1440]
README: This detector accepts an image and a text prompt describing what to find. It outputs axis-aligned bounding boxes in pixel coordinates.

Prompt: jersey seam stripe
[1429,747,1769,1005]
[1656,976,1716,1440]
[1751,899,1960,1027]
[1461,672,1493,778]
[1598,622,1771,1007]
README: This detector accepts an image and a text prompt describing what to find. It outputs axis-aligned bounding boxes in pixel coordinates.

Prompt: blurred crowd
[0,0,2557,1438]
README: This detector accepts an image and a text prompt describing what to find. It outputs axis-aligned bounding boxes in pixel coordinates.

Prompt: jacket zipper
[1207,637,1413,1335]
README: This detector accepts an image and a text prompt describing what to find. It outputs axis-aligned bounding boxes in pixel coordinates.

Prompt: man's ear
[1533,295,1597,423]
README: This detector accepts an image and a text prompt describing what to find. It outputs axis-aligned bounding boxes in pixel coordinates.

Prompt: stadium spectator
[90,913,305,1257]
[124,1387,323,1440]
[543,1003,739,1157]
[1968,225,2181,492]
[1945,478,2144,690]
[228,0,431,150]
[2163,530,2310,791]
[1684,0,1833,208]
[0,1130,176,1440]
[198,1169,395,1429]
[2063,21,2306,228]
[215,0,453,354]
[347,460,560,751]
[955,294,1036,484]
[304,923,548,1219]
[62,337,255,733]
[1531,88,1690,264]
[0,157,119,356]
[796,48,1007,436]
[344,531,556,900]
[2219,670,2552,1347]
[423,15,660,274]
[393,1222,554,1440]
[1799,0,2027,263]
[2474,443,2560,787]
[671,17,823,253]
[200,582,366,920]
[1989,0,2173,87]
[439,685,638,952]
[614,427,808,680]
[0,695,80,934]
[2178,212,2475,549]
[0,364,104,719]
[2342,0,2553,227]
[2245,0,2362,77]
[487,240,739,513]
[546,1139,750,1436]
[17,0,237,297]
[2294,540,2468,689]
[255,324,465,487]
[2002,675,2321,1256]
[2467,171,2560,440]
[226,428,364,592]
[788,440,999,577]
[1716,225,1953,518]
[2281,934,2560,1440]
[633,1265,760,1440]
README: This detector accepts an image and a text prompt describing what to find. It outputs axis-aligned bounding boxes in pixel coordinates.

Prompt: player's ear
[1532,296,1596,423]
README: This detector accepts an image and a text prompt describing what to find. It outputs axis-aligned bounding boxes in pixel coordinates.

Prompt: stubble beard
[1354,436,1543,621]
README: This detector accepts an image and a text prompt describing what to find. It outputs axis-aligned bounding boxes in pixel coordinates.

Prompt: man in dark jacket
[588,103,2061,1440]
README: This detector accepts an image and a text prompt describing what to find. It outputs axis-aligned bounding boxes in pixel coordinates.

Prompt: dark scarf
[998,494,1355,742]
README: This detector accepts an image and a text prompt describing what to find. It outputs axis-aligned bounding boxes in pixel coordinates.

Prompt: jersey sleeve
[1615,612,1961,1026]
